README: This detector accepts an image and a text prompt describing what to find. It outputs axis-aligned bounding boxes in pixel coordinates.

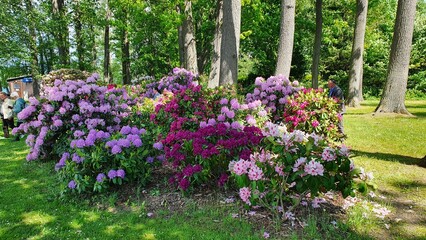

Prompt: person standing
[327,80,345,135]
[0,92,15,138]
[11,92,26,141]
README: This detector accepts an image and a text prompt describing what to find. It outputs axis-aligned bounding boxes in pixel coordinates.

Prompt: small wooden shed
[7,75,34,100]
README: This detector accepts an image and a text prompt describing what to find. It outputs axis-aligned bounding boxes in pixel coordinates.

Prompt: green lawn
[0,100,425,239]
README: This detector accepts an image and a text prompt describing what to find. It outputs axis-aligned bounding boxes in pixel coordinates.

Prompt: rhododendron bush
[231,122,369,219]
[284,88,344,141]
[12,68,370,212]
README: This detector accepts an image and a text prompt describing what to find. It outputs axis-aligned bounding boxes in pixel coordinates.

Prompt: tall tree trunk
[103,0,112,83]
[52,0,69,67]
[219,0,241,86]
[208,0,223,88]
[347,0,368,108]
[311,0,322,89]
[375,0,417,115]
[121,26,131,85]
[25,0,40,97]
[179,0,199,74]
[91,25,97,70]
[74,0,84,71]
[275,0,295,77]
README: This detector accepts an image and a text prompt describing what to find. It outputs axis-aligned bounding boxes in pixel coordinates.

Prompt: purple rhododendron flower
[120,126,132,135]
[111,145,122,154]
[96,173,106,182]
[133,138,142,147]
[146,157,155,163]
[153,142,163,150]
[116,169,125,178]
[68,180,77,189]
[108,170,117,179]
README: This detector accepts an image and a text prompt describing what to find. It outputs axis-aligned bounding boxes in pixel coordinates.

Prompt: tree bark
[121,26,131,85]
[52,0,69,67]
[208,0,223,88]
[74,0,84,71]
[25,0,40,97]
[219,0,240,86]
[275,0,295,77]
[103,0,112,83]
[347,0,368,108]
[180,0,199,74]
[311,0,322,89]
[375,0,417,115]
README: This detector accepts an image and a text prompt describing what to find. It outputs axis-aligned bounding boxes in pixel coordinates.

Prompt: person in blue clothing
[327,80,345,135]
[10,92,26,141]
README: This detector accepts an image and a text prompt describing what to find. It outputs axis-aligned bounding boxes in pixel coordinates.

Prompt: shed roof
[7,75,32,82]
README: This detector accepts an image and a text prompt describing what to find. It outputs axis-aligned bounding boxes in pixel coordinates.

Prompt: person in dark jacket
[10,92,26,141]
[327,80,345,135]
[1,92,15,138]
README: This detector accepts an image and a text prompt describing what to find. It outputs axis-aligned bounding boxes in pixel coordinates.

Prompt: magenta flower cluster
[164,123,264,190]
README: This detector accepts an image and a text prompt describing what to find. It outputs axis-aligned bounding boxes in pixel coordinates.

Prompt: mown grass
[344,100,426,240]
[0,100,425,239]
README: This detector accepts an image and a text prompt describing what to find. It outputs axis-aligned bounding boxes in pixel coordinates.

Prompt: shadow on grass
[351,150,426,168]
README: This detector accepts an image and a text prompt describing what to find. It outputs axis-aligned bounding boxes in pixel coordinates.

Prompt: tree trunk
[347,0,368,108]
[311,0,322,89]
[208,0,223,88]
[103,0,112,83]
[180,0,199,74]
[91,25,97,70]
[375,0,417,115]
[25,0,40,97]
[52,0,69,67]
[275,0,295,77]
[121,27,131,85]
[219,0,240,86]
[74,0,84,71]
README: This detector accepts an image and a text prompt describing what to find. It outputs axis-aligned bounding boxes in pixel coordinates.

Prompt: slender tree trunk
[91,25,97,70]
[311,0,322,89]
[74,0,84,70]
[121,26,131,85]
[52,0,69,67]
[208,0,223,88]
[180,0,199,74]
[375,0,417,115]
[219,0,240,86]
[25,0,40,97]
[177,5,185,67]
[275,0,295,77]
[104,0,112,83]
[347,0,368,107]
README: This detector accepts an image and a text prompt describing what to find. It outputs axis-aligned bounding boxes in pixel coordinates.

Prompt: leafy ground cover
[0,100,425,239]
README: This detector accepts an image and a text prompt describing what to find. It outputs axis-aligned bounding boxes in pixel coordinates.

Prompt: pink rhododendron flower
[304,160,324,176]
[239,187,251,205]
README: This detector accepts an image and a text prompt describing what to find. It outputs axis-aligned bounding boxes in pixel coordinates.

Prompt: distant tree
[347,0,368,107]
[275,0,296,77]
[25,0,40,96]
[375,0,417,114]
[311,0,322,89]
[219,0,241,86]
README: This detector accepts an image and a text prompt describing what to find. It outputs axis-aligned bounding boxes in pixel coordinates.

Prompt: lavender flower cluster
[245,75,301,122]
[144,67,197,98]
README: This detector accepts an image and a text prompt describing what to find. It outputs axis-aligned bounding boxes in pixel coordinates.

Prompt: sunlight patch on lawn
[142,232,157,239]
[104,224,125,234]
[80,211,100,222]
[21,211,55,225]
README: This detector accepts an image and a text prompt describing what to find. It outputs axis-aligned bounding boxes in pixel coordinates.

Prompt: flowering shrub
[144,67,197,98]
[231,122,368,219]
[164,123,264,191]
[57,125,159,193]
[150,84,213,134]
[245,75,300,122]
[41,68,92,87]
[283,88,343,141]
[13,73,133,161]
